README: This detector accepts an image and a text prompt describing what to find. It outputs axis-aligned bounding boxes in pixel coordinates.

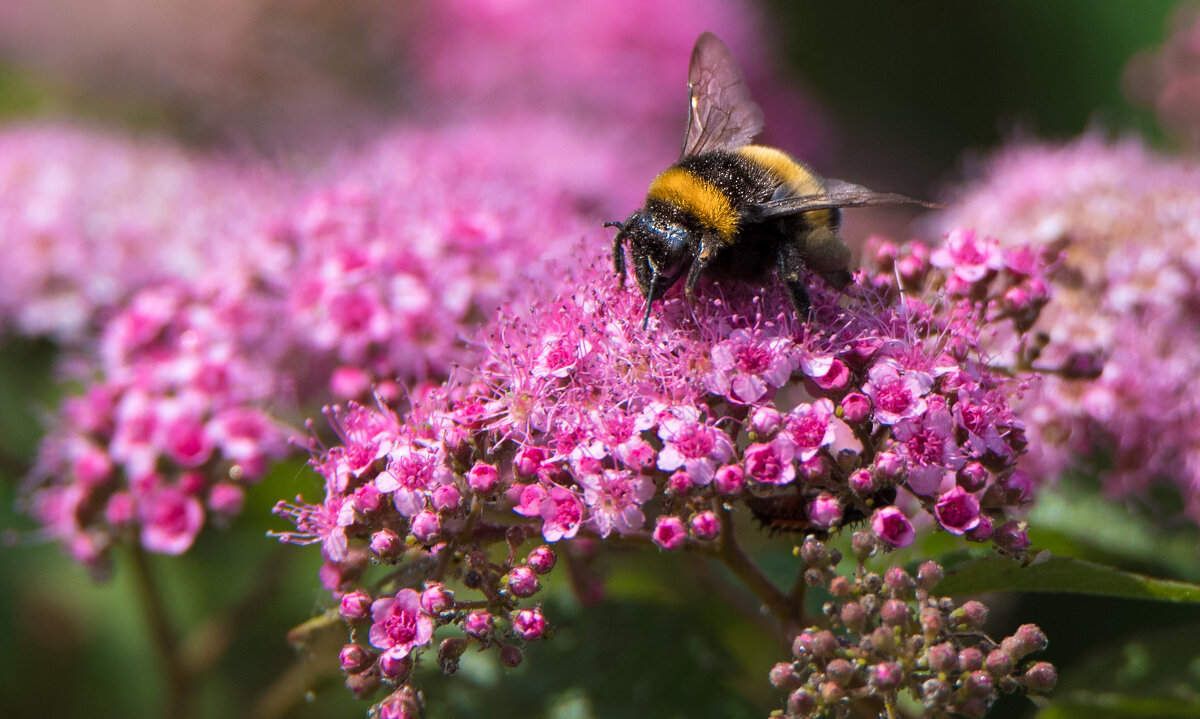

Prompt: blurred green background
[3,2,1199,718]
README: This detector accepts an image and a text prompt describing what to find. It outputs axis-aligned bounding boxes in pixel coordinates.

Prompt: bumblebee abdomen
[736,145,834,229]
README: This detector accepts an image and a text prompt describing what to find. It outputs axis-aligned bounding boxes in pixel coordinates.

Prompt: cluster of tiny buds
[770,532,1055,719]
[334,542,558,706]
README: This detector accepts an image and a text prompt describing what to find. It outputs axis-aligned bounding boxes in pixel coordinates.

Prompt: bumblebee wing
[744,179,944,222]
[681,32,764,159]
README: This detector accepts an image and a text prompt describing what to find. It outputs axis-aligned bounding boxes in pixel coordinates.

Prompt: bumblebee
[609,32,938,326]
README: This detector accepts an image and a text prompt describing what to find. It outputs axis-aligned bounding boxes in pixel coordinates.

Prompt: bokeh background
[2,1,1197,718]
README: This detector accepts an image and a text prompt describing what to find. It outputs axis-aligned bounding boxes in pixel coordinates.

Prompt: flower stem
[712,505,800,635]
[128,542,192,719]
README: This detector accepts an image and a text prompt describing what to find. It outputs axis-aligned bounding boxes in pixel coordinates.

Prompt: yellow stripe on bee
[737,145,833,226]
[646,166,739,242]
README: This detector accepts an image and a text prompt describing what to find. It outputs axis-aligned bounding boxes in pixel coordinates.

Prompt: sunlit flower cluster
[274,227,1053,709]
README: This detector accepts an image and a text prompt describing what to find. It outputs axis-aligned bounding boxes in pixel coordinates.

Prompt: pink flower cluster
[274,227,1051,709]
[0,125,281,342]
[25,284,292,572]
[941,136,1200,522]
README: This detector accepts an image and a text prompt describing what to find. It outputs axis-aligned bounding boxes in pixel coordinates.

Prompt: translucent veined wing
[681,32,764,159]
[743,179,944,222]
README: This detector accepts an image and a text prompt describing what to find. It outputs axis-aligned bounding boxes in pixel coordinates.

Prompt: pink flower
[577,468,654,538]
[784,398,837,461]
[538,485,584,543]
[934,486,982,535]
[893,406,965,496]
[808,494,843,529]
[931,228,1004,284]
[871,507,915,548]
[863,360,932,426]
[139,486,205,555]
[656,407,734,486]
[368,589,433,658]
[743,438,797,487]
[705,329,794,403]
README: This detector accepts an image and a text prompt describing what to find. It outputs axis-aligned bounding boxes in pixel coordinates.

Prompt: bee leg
[684,234,721,299]
[605,221,627,285]
[776,241,812,317]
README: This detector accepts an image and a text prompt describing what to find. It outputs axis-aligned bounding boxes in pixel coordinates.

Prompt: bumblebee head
[610,211,693,305]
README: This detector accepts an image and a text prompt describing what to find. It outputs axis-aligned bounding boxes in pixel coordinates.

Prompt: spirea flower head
[773,533,1055,719]
[940,135,1200,523]
[23,281,294,573]
[275,224,1050,711]
[0,125,285,342]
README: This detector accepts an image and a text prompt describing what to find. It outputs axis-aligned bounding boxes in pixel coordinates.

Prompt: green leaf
[935,556,1200,602]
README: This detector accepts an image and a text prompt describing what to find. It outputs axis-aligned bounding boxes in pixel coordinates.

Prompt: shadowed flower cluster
[772,533,1055,718]
[274,227,1054,710]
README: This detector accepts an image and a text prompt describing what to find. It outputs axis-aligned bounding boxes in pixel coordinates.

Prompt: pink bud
[370,529,403,559]
[652,516,688,550]
[526,546,557,574]
[411,510,442,544]
[467,462,500,493]
[339,643,375,673]
[513,608,547,641]
[840,392,872,424]
[808,493,843,529]
[340,590,372,623]
[749,406,782,437]
[507,566,539,598]
[420,583,454,614]
[714,465,745,495]
[431,484,462,511]
[689,510,720,540]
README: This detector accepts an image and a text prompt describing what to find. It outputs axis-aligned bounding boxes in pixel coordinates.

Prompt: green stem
[128,543,192,719]
[710,505,801,635]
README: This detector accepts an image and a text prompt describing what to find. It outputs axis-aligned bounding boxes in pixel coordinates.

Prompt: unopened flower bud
[840,601,866,633]
[339,589,372,623]
[826,658,855,686]
[985,649,1013,677]
[959,647,985,672]
[370,529,404,559]
[920,607,944,635]
[848,468,875,495]
[951,600,989,630]
[1002,623,1048,659]
[850,530,877,562]
[927,642,958,673]
[810,630,838,657]
[411,510,442,544]
[873,451,904,483]
[689,510,720,540]
[820,681,844,703]
[432,484,463,511]
[880,599,910,627]
[463,610,492,639]
[884,567,914,597]
[513,446,547,477]
[508,566,539,598]
[828,575,852,598]
[800,536,829,567]
[526,545,557,574]
[420,583,454,614]
[339,644,375,673]
[378,649,412,680]
[499,644,524,668]
[1021,661,1058,692]
[749,406,782,437]
[769,662,802,691]
[840,392,872,424]
[871,661,904,691]
[957,462,989,492]
[513,608,547,641]
[965,670,993,696]
[787,688,816,716]
[714,465,745,495]
[808,493,843,529]
[921,677,950,704]
[467,462,500,493]
[916,561,944,593]
[652,515,688,550]
[344,667,381,698]
[993,520,1032,553]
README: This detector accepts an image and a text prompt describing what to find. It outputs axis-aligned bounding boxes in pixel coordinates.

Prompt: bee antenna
[603,221,624,230]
